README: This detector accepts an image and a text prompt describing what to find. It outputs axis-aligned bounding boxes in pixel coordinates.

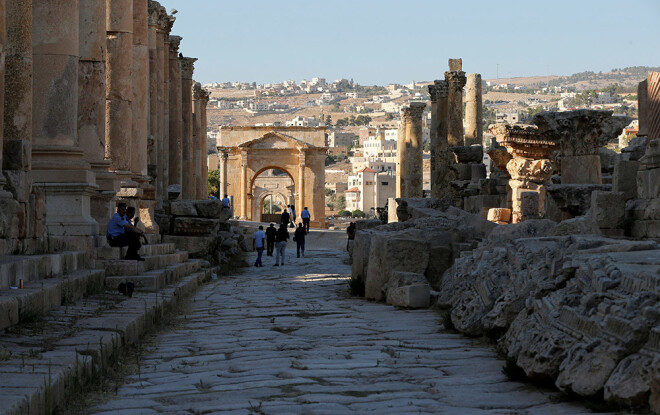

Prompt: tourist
[253,225,266,267]
[265,223,277,256]
[274,223,289,266]
[301,207,311,234]
[346,221,356,252]
[294,222,306,258]
[106,203,146,261]
[287,204,295,227]
[125,207,148,245]
[221,194,231,209]
[280,207,290,227]
[209,195,218,200]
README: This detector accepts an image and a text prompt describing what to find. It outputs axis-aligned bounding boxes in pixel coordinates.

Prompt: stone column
[445,59,467,147]
[131,0,149,182]
[79,0,117,236]
[637,80,648,138]
[192,82,202,199]
[0,0,7,196]
[240,149,247,220]
[219,150,228,197]
[160,15,173,200]
[396,102,426,198]
[32,0,99,243]
[4,0,32,176]
[465,73,483,146]
[533,110,631,185]
[428,80,455,199]
[298,149,306,217]
[180,57,196,200]
[147,1,161,197]
[649,72,660,141]
[167,35,182,192]
[197,87,210,199]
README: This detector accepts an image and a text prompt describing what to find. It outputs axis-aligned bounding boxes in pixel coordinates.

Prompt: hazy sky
[165,0,660,85]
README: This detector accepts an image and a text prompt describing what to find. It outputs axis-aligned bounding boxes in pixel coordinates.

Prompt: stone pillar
[131,0,149,181]
[32,0,99,243]
[240,149,247,220]
[533,110,631,185]
[219,150,228,197]
[147,2,160,197]
[445,59,466,147]
[428,80,455,199]
[79,0,117,236]
[490,124,558,223]
[0,0,6,196]
[396,102,426,198]
[167,35,182,191]
[197,87,210,199]
[465,73,483,146]
[649,72,660,140]
[4,0,32,175]
[180,57,196,200]
[637,80,648,138]
[192,82,202,199]
[298,149,306,218]
[160,15,173,200]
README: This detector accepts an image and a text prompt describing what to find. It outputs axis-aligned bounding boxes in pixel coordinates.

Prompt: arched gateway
[217,126,327,228]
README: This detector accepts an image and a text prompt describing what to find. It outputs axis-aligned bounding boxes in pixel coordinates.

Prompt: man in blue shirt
[106,203,146,261]
[301,207,311,234]
[221,194,231,209]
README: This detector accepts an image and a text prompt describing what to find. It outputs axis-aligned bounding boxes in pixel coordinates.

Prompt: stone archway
[217,127,327,227]
[257,191,288,223]
[250,167,295,221]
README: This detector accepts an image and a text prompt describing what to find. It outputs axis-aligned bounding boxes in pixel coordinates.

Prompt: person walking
[280,208,290,228]
[265,223,277,256]
[346,221,356,252]
[274,223,289,266]
[294,222,306,258]
[253,225,266,267]
[300,207,311,234]
[287,204,295,228]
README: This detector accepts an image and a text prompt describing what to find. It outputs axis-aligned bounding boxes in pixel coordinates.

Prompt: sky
[165,0,660,86]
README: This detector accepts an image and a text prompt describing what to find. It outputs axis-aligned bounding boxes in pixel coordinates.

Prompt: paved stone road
[93,235,611,414]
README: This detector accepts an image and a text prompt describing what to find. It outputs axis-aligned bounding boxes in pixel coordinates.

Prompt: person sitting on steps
[106,203,147,261]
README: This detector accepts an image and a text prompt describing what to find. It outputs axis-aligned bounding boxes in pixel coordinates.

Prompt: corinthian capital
[169,35,182,55]
[193,82,203,100]
[444,71,467,92]
[401,102,426,122]
[180,57,198,80]
[428,80,449,103]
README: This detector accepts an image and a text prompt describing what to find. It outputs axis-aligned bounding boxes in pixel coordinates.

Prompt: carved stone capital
[489,123,559,159]
[444,71,467,91]
[401,102,426,122]
[164,15,175,35]
[506,158,554,183]
[180,57,197,80]
[148,1,167,28]
[193,82,203,100]
[428,80,449,103]
[169,35,182,54]
[533,110,632,157]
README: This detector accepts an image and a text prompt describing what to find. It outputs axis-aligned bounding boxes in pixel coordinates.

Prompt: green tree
[352,209,365,218]
[207,169,219,197]
[336,195,346,211]
[262,199,282,213]
[325,188,333,196]
[332,102,341,112]
[338,210,351,217]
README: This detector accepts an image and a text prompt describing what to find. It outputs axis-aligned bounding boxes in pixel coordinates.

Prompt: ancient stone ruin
[354,67,660,413]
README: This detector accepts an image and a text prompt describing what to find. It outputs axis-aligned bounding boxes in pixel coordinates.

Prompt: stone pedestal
[465,73,483,146]
[180,57,196,200]
[31,0,99,245]
[428,80,455,199]
[168,36,182,191]
[396,102,425,198]
[445,60,466,147]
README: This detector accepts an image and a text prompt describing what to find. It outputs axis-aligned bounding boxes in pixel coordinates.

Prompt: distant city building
[345,168,395,214]
[362,135,396,158]
[327,131,357,147]
[496,112,521,124]
[285,116,324,127]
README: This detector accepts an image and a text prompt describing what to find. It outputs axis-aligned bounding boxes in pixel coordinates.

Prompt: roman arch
[217,127,327,227]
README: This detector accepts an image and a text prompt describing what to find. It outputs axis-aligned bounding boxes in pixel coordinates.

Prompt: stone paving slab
[91,244,616,414]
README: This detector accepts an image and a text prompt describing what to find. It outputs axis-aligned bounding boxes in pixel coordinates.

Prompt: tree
[337,210,352,217]
[325,114,332,126]
[262,199,281,214]
[332,102,341,112]
[336,118,348,128]
[336,195,346,211]
[352,209,365,218]
[207,169,219,197]
[325,188,333,196]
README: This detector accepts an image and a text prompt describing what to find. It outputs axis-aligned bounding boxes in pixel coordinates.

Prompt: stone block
[456,163,472,180]
[487,208,511,223]
[520,191,540,220]
[548,215,601,236]
[451,145,483,163]
[194,200,222,218]
[386,284,430,309]
[591,191,625,229]
[173,217,220,236]
[630,220,660,239]
[162,235,216,257]
[355,219,382,230]
[170,200,197,216]
[3,170,31,203]
[637,168,660,200]
[612,160,639,200]
[561,155,602,184]
[470,164,487,182]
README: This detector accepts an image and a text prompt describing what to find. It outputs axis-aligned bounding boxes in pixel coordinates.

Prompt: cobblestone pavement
[93,239,611,414]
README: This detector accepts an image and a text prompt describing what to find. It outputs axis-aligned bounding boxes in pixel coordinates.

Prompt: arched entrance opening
[250,167,295,222]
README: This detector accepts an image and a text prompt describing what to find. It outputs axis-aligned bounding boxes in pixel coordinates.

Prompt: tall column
[192,82,202,199]
[199,87,210,199]
[32,0,99,242]
[167,35,182,191]
[131,0,149,182]
[240,149,247,220]
[4,0,32,176]
[147,1,161,196]
[180,57,196,200]
[0,0,6,195]
[397,102,426,198]
[428,80,455,198]
[637,80,648,138]
[649,72,660,141]
[79,0,116,236]
[298,149,306,217]
[219,150,228,197]
[465,73,483,146]
[106,0,134,175]
[445,59,466,147]
[160,15,173,200]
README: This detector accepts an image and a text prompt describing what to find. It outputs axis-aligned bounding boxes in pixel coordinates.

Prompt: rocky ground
[88,230,610,414]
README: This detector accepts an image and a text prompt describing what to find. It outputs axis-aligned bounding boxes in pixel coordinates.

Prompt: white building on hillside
[345,168,395,214]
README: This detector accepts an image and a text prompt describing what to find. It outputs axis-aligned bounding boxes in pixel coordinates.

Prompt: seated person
[106,203,146,261]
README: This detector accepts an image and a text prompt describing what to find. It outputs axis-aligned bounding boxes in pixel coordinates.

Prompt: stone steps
[104,259,204,292]
[0,251,88,290]
[0,269,105,331]
[97,251,189,277]
[0,268,212,415]
[93,243,175,261]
